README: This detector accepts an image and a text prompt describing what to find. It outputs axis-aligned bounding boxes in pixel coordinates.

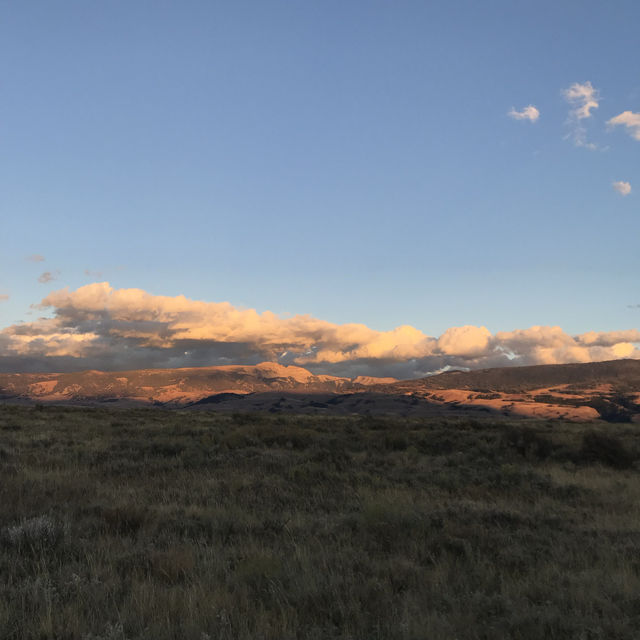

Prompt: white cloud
[563,81,600,148]
[0,283,638,376]
[577,329,640,346]
[607,111,640,141]
[508,105,540,122]
[26,254,45,263]
[613,181,631,196]
[564,82,599,119]
[437,325,492,357]
[0,294,8,302]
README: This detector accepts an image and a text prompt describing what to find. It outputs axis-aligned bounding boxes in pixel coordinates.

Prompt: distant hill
[1,359,639,421]
[0,362,392,407]
[361,359,640,422]
[384,359,640,394]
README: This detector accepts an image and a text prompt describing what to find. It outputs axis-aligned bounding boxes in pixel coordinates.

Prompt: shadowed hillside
[373,360,640,422]
[376,360,640,393]
[381,359,640,394]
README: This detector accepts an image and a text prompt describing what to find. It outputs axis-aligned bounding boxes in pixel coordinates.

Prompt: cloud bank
[0,283,638,376]
[508,105,540,122]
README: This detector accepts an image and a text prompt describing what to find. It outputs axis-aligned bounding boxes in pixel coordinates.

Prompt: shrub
[83,623,128,640]
[1,514,66,551]
[149,547,196,583]
[232,412,263,425]
[100,504,149,536]
[503,426,554,460]
[579,431,635,469]
[234,553,285,595]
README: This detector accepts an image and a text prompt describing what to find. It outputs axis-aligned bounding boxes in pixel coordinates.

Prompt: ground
[1,404,640,639]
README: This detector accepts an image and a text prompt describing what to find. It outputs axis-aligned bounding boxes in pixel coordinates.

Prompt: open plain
[2,403,640,639]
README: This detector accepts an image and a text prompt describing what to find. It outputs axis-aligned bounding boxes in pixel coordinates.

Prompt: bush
[502,426,554,460]
[100,504,149,536]
[149,547,196,583]
[1,514,66,551]
[83,623,128,640]
[579,431,635,469]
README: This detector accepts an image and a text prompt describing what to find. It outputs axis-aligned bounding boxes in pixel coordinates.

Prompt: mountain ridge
[377,359,640,394]
[0,361,391,406]
[1,359,639,421]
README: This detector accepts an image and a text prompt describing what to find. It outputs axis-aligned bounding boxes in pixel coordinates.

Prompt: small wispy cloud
[26,254,45,263]
[0,294,9,302]
[563,81,599,148]
[629,304,640,309]
[508,105,540,122]
[564,82,599,119]
[607,111,640,141]
[38,271,60,284]
[613,181,632,196]
[84,269,103,279]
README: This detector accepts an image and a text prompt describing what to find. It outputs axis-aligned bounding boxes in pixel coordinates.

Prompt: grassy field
[1,405,640,639]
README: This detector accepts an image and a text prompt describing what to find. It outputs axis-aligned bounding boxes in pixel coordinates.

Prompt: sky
[1,0,639,377]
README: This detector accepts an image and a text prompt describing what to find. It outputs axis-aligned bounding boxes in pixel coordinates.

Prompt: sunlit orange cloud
[0,282,638,376]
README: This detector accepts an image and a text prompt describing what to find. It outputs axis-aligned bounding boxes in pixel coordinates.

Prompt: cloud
[563,81,599,148]
[27,254,45,263]
[577,329,640,347]
[37,271,60,284]
[508,105,540,122]
[564,82,599,119]
[613,181,632,196]
[0,295,8,302]
[437,325,492,357]
[0,283,638,376]
[607,111,640,141]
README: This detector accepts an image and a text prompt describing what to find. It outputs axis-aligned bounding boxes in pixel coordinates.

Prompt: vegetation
[1,404,640,639]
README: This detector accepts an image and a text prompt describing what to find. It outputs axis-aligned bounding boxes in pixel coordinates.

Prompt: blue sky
[1,1,638,375]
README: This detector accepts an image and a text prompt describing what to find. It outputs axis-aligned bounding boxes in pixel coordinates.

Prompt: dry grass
[1,405,640,639]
